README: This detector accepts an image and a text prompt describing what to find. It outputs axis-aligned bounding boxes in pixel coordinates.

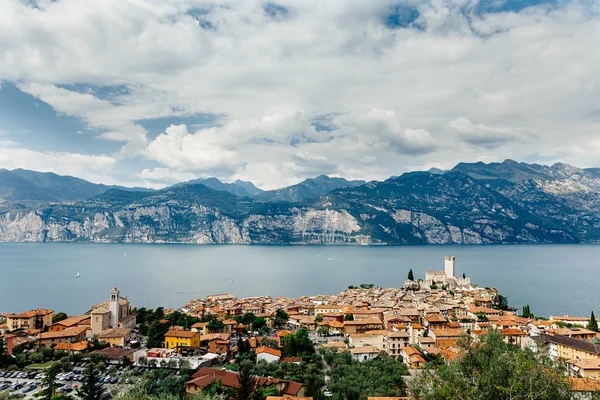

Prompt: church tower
[445,256,456,279]
[109,286,120,328]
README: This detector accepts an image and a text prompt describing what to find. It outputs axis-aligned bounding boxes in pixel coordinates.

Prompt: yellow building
[164,329,200,349]
[545,334,600,362]
[6,309,53,332]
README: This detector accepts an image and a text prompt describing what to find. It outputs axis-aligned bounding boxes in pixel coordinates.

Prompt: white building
[256,346,281,363]
[350,346,379,362]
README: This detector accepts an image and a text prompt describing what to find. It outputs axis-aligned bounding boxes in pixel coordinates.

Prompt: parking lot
[0,364,137,399]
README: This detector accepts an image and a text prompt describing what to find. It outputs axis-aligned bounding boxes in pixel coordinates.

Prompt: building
[430,328,466,348]
[90,287,136,336]
[49,315,91,332]
[164,329,200,350]
[546,328,598,340]
[191,322,208,334]
[541,334,600,362]
[37,326,87,347]
[267,397,313,400]
[256,346,282,363]
[186,368,306,397]
[424,257,472,290]
[401,346,426,369]
[344,317,384,334]
[498,328,527,347]
[445,255,455,279]
[550,315,590,327]
[566,359,600,379]
[568,377,600,399]
[98,328,131,347]
[384,331,409,360]
[53,341,90,353]
[6,309,53,332]
[349,332,385,352]
[314,305,343,316]
[350,346,379,362]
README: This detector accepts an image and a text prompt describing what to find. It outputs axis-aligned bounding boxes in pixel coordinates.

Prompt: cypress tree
[236,361,258,400]
[77,363,105,400]
[35,364,60,400]
[588,311,598,332]
[407,269,414,281]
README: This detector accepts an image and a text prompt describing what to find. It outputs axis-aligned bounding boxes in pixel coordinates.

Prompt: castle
[404,256,474,290]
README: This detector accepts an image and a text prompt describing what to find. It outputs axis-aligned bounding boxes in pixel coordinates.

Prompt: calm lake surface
[0,243,598,317]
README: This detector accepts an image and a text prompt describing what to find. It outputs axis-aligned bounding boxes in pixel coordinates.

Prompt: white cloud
[137,167,198,183]
[1,0,600,187]
[449,117,537,148]
[145,124,242,173]
[0,143,118,184]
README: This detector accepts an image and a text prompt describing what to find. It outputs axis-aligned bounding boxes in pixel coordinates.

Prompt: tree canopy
[410,330,571,400]
[325,350,407,399]
[588,311,599,332]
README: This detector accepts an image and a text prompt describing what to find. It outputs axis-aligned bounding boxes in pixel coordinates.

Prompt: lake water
[0,243,598,318]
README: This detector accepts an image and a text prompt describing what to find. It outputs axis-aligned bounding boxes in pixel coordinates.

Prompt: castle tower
[445,256,455,279]
[109,286,120,328]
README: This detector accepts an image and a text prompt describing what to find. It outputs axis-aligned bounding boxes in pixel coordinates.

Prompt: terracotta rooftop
[165,329,198,338]
[52,315,90,328]
[8,309,53,319]
[350,346,379,354]
[38,326,87,340]
[256,346,282,358]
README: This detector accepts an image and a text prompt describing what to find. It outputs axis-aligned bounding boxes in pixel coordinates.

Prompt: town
[1,256,599,400]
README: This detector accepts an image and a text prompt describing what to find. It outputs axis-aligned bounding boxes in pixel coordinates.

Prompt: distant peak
[502,159,519,164]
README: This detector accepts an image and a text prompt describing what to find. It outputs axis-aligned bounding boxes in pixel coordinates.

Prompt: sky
[0,0,599,190]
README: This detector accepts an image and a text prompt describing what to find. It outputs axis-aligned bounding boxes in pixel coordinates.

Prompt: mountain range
[1,160,600,244]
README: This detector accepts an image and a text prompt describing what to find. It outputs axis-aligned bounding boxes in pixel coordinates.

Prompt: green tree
[408,269,414,281]
[207,317,225,333]
[522,304,534,318]
[235,361,259,400]
[344,313,354,321]
[589,311,599,332]
[281,328,314,358]
[52,312,68,324]
[327,350,407,398]
[274,309,289,329]
[252,317,266,331]
[315,314,324,323]
[77,363,105,400]
[494,295,509,311]
[35,364,60,400]
[410,330,570,400]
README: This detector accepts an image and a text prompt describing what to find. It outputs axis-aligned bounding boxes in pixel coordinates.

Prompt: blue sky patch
[0,83,120,155]
[385,4,421,29]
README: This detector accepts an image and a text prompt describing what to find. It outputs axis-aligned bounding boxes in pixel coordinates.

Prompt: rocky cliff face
[0,203,364,244]
[0,166,586,244]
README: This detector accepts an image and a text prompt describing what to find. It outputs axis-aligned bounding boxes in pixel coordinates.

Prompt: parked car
[22,384,36,394]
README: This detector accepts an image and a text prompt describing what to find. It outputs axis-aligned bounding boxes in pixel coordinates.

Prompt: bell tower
[445,256,456,279]
[109,286,120,328]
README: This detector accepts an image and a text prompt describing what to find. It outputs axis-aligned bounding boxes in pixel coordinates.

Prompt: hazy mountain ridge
[255,175,366,202]
[176,177,263,197]
[1,160,599,244]
[0,169,152,202]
